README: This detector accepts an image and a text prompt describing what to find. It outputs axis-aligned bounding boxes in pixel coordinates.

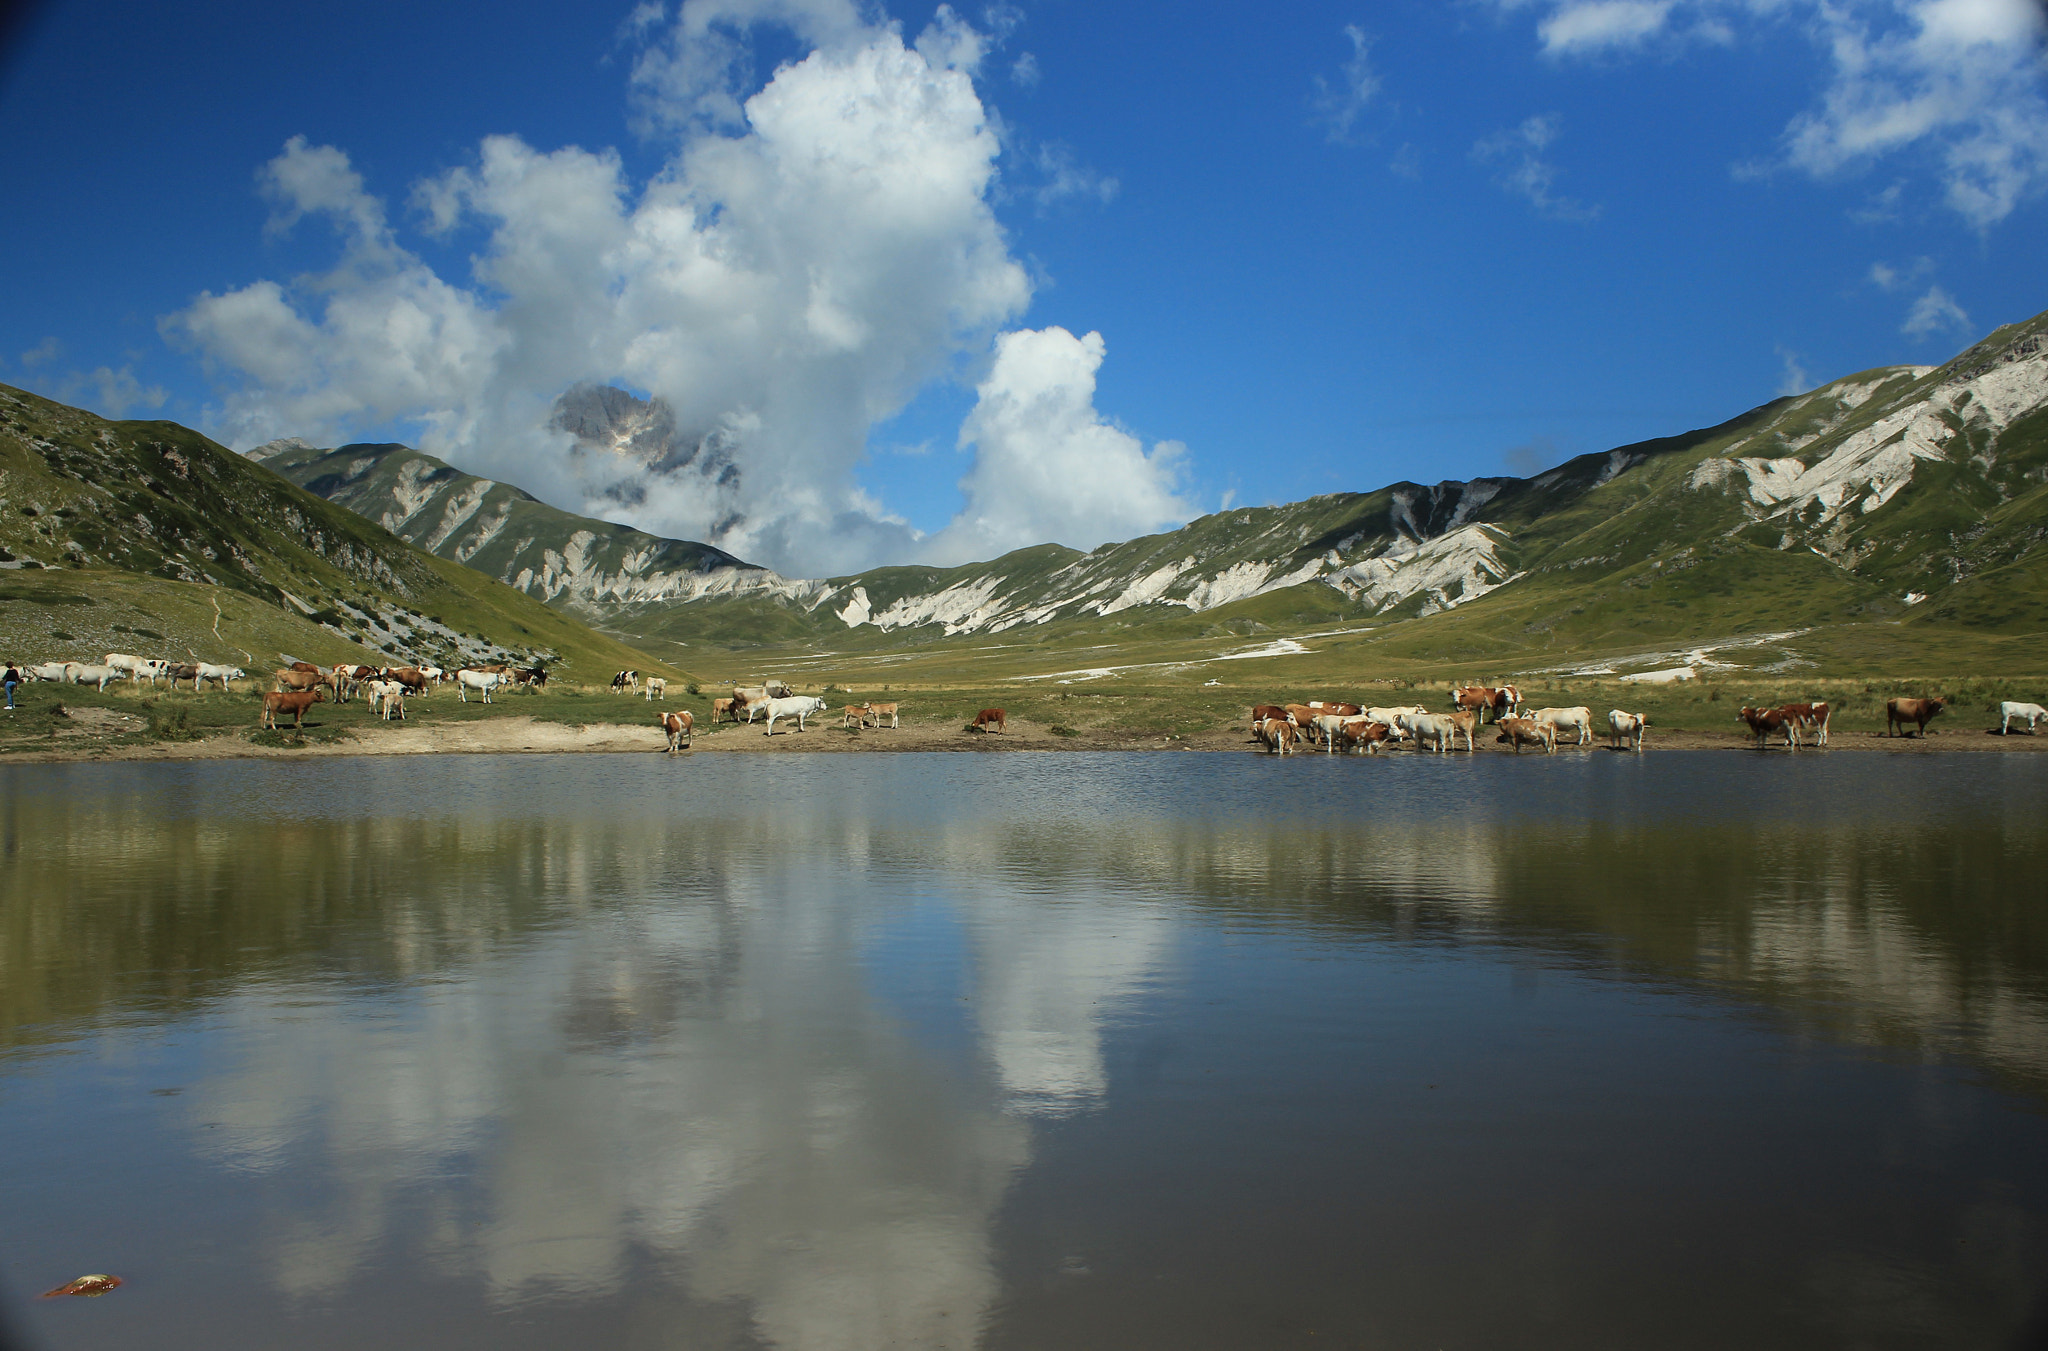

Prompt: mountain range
[258,306,2048,665]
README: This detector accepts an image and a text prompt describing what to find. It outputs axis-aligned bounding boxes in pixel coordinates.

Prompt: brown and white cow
[1885,696,1947,737]
[660,710,694,752]
[261,687,326,730]
[1338,718,1392,754]
[1738,706,1798,748]
[1780,701,1831,746]
[1607,709,1649,751]
[1446,708,1481,753]
[1452,685,1522,722]
[384,667,430,695]
[1495,717,1555,754]
[1250,705,1288,739]
[1258,718,1298,755]
[971,708,1006,733]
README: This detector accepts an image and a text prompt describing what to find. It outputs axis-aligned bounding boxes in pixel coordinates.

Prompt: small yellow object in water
[42,1274,121,1298]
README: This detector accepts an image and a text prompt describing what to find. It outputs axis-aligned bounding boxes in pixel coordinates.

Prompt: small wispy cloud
[1312,25,1382,144]
[1901,285,1972,338]
[1537,0,1676,55]
[1473,114,1601,221]
[1774,344,1812,396]
[19,336,62,369]
[1502,436,1557,475]
[1027,140,1119,211]
[1010,51,1039,87]
[1866,255,1934,291]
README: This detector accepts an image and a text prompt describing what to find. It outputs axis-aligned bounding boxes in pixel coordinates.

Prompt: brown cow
[1249,705,1288,738]
[712,696,738,723]
[1283,704,1324,744]
[660,710,694,752]
[1258,718,1298,755]
[867,701,901,729]
[1495,717,1555,754]
[384,666,430,695]
[842,704,873,729]
[261,687,326,730]
[1446,708,1481,752]
[1886,696,1947,737]
[972,708,1006,733]
[288,661,322,674]
[1304,700,1362,716]
[1453,685,1521,722]
[1738,706,1799,748]
[1781,701,1831,746]
[1338,718,1392,754]
[274,668,325,692]
[163,662,200,692]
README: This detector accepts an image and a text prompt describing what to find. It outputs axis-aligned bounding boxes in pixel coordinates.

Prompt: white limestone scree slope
[257,308,2048,641]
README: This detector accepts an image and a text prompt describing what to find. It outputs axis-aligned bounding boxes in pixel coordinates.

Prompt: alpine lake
[3,749,2046,1350]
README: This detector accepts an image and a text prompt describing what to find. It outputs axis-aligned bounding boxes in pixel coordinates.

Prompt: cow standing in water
[660,710,694,751]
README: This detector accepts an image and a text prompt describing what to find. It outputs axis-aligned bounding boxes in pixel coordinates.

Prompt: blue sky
[2,0,2043,576]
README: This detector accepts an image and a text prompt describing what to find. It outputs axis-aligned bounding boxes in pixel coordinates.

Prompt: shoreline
[3,713,2043,764]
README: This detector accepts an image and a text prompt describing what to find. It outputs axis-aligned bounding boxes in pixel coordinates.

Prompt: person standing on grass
[2,662,20,711]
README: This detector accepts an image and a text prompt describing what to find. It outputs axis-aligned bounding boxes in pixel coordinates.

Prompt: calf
[711,696,738,724]
[971,708,1006,734]
[365,679,407,720]
[660,710,694,752]
[867,701,900,729]
[644,677,667,700]
[1607,709,1649,751]
[261,687,326,730]
[1738,706,1798,749]
[1532,706,1594,746]
[842,704,873,729]
[1446,708,1480,752]
[1998,701,2048,735]
[1886,696,1948,737]
[1781,701,1831,747]
[1495,717,1555,754]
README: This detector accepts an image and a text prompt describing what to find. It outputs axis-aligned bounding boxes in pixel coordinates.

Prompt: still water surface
[3,751,2047,1349]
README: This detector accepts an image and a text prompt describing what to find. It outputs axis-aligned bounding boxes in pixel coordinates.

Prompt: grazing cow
[764,695,828,734]
[288,661,323,675]
[1258,718,1297,754]
[28,661,71,682]
[1607,709,1649,751]
[1495,717,1556,754]
[261,687,326,730]
[163,662,201,692]
[1886,696,1948,737]
[274,668,325,692]
[68,663,124,690]
[867,701,900,729]
[842,704,873,729]
[612,670,638,694]
[1738,706,1798,749]
[514,665,549,687]
[971,708,1007,734]
[457,669,505,703]
[1452,685,1522,723]
[1446,708,1480,752]
[419,666,446,685]
[1531,706,1594,746]
[365,679,406,720]
[1998,701,2048,734]
[1338,718,1392,754]
[195,662,245,692]
[733,687,770,722]
[384,666,430,695]
[644,677,667,700]
[1781,701,1831,747]
[660,710,694,751]
[108,655,168,686]
[711,696,738,724]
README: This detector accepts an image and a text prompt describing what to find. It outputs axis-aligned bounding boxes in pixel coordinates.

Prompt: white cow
[1365,706,1429,741]
[1607,709,1649,751]
[644,677,667,700]
[67,663,124,691]
[366,679,407,720]
[1311,713,1354,752]
[762,695,827,734]
[195,663,246,691]
[456,669,504,703]
[28,661,71,682]
[1998,701,2048,735]
[1398,711,1458,754]
[1532,706,1595,746]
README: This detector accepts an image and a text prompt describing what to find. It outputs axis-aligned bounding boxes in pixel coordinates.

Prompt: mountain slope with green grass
[0,385,688,682]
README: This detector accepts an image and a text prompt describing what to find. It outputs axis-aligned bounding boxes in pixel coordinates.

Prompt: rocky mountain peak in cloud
[547,382,745,515]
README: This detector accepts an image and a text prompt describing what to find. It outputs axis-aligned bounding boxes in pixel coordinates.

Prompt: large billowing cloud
[926,327,1191,566]
[165,3,1169,577]
[1491,0,2048,227]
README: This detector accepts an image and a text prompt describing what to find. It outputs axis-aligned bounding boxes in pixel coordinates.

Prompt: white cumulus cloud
[164,5,1090,578]
[926,327,1191,566]
[1489,0,2048,227]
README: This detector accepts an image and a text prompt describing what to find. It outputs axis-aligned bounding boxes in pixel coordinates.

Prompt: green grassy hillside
[0,385,689,682]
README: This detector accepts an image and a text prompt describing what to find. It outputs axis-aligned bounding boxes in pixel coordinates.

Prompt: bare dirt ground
[3,710,2042,764]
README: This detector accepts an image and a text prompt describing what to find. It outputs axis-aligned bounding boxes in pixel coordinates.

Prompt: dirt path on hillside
[4,709,2044,764]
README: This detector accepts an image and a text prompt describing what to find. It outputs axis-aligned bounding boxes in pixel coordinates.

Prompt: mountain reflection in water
[2,751,2045,1350]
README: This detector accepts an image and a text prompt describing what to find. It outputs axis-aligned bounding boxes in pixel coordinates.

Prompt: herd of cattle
[652,680,912,752]
[1246,684,2048,754]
